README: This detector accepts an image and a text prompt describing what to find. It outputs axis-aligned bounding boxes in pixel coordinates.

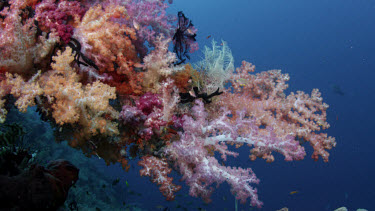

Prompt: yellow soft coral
[0,87,7,123]
[6,71,43,112]
[41,47,119,136]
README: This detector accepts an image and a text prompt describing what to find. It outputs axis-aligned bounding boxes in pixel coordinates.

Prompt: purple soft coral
[124,0,176,56]
[164,100,262,206]
[164,99,305,206]
[136,92,163,115]
[120,93,166,141]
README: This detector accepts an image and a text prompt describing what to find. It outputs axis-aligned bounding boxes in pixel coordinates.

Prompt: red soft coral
[35,0,85,43]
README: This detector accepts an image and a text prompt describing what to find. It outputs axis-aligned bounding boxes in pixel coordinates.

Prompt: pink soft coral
[0,0,37,75]
[125,0,176,49]
[120,92,166,141]
[138,155,181,200]
[163,99,304,207]
[223,61,336,162]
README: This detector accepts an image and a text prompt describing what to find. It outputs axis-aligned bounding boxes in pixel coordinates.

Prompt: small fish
[102,184,106,188]
[133,63,144,69]
[236,78,248,87]
[206,35,211,39]
[125,180,129,187]
[289,191,299,195]
[189,90,196,97]
[133,20,140,30]
[332,84,345,96]
[222,196,226,201]
[187,28,194,35]
[156,205,164,209]
[317,120,326,127]
[112,178,120,186]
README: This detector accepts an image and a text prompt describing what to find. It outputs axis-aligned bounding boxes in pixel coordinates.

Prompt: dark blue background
[164,0,374,210]
[12,0,373,210]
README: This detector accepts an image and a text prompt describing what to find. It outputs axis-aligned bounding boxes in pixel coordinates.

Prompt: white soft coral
[196,39,234,93]
[143,35,177,92]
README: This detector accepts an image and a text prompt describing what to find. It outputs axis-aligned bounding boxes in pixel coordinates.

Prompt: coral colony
[0,0,336,207]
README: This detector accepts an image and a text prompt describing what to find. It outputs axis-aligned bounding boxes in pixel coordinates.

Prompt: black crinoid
[50,37,99,71]
[67,38,99,70]
[179,87,223,104]
[172,11,197,65]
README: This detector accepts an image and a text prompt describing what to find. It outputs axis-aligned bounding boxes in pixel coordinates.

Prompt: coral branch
[138,155,181,200]
[222,61,336,162]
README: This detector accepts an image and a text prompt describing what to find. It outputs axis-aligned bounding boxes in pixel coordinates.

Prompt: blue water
[4,0,375,210]
[165,0,375,210]
[101,1,375,210]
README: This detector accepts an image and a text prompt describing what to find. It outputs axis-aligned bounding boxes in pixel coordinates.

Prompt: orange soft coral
[108,52,144,96]
[40,47,119,136]
[74,4,143,96]
[171,63,202,92]
[74,4,139,72]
